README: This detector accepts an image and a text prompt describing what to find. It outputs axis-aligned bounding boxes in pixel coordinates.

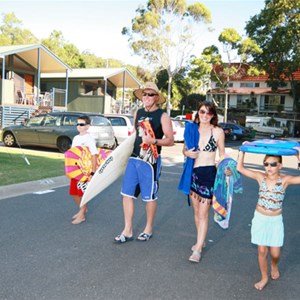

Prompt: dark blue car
[219,122,252,141]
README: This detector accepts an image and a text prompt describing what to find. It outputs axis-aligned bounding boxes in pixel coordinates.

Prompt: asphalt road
[0,142,300,300]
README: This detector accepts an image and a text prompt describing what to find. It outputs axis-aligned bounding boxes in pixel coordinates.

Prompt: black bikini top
[202,130,217,152]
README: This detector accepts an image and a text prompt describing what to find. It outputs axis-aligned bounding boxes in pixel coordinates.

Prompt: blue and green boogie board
[239,139,300,156]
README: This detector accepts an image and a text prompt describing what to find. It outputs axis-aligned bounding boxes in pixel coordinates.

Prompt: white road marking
[33,190,55,195]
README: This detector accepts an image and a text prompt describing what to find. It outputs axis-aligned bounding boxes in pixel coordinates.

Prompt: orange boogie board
[64,146,112,182]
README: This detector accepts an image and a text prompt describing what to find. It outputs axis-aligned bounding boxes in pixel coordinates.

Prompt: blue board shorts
[121,156,161,202]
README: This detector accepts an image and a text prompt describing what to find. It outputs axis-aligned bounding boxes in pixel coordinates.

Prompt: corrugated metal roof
[42,68,142,88]
[0,44,71,72]
[41,68,124,78]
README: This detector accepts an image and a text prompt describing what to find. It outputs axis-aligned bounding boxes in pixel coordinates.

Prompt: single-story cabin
[0,44,70,128]
[41,68,141,115]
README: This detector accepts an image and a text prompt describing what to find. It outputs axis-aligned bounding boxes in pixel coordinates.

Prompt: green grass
[0,147,65,186]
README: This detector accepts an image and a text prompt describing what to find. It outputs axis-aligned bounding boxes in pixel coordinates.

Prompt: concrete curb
[0,176,69,200]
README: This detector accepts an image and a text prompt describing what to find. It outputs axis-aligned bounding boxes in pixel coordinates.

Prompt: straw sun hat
[133,82,166,104]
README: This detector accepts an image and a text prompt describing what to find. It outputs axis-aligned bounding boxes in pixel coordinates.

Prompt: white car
[171,119,185,142]
[174,115,187,121]
[251,125,284,139]
[105,114,135,145]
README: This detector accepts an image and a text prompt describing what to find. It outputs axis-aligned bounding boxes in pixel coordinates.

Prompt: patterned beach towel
[138,119,159,163]
[212,157,243,229]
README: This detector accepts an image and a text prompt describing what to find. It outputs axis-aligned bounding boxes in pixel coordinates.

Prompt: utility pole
[224,90,228,123]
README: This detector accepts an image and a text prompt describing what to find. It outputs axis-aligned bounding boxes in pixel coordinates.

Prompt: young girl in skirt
[237,150,300,290]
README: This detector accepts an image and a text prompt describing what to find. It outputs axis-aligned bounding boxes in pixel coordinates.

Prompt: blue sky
[2,0,266,66]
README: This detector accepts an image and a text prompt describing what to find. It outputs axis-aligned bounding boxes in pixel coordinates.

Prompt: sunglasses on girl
[199,109,213,116]
[263,162,279,167]
[77,123,87,126]
[142,92,158,97]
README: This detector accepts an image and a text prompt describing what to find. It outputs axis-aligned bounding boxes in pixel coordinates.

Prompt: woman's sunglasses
[77,123,87,126]
[263,162,279,167]
[199,109,213,116]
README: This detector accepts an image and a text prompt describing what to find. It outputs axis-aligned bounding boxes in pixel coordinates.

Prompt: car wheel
[3,132,17,147]
[270,134,275,139]
[231,134,238,141]
[57,137,72,153]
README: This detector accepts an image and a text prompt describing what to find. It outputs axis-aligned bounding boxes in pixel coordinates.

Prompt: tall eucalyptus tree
[122,0,212,115]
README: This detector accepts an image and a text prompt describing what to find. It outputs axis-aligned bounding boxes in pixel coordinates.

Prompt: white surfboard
[80,132,136,207]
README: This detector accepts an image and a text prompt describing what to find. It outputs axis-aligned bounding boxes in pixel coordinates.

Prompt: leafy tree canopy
[0,12,38,45]
[41,30,85,68]
[245,0,300,97]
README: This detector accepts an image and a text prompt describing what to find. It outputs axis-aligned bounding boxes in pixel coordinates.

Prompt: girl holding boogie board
[237,145,300,291]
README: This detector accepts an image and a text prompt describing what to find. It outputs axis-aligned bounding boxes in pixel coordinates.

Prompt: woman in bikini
[182,101,230,263]
[237,150,300,290]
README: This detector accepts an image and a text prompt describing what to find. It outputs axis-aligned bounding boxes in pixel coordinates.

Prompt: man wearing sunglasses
[114,82,174,243]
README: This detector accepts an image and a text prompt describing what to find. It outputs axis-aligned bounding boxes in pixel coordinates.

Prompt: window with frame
[265,95,282,106]
[240,82,260,88]
[79,81,104,96]
[215,82,233,88]
[237,95,257,107]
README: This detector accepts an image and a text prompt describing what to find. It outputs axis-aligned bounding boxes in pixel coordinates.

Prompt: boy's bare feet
[72,208,88,220]
[72,215,86,225]
[72,212,79,220]
[254,278,268,291]
[271,265,280,280]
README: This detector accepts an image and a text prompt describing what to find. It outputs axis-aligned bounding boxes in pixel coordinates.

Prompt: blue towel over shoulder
[178,122,199,195]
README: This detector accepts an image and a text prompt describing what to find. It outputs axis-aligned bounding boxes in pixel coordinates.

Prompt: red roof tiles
[212,63,300,81]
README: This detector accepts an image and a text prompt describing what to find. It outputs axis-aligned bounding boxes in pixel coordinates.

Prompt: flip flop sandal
[114,234,134,243]
[189,251,201,263]
[136,232,152,241]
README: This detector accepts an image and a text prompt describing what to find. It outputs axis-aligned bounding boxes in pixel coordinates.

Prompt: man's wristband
[153,139,158,145]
